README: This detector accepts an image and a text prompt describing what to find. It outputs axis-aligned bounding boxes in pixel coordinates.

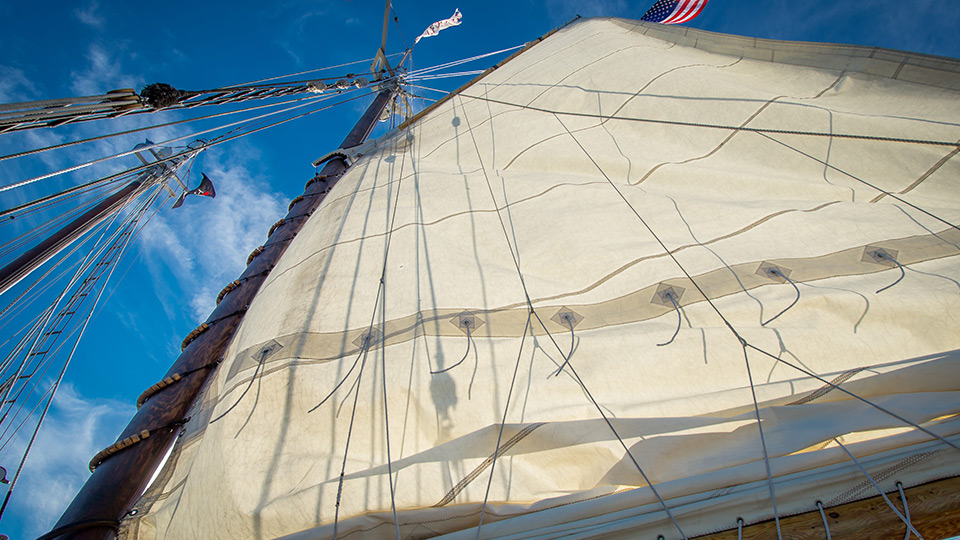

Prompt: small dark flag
[640,0,708,24]
[173,173,216,209]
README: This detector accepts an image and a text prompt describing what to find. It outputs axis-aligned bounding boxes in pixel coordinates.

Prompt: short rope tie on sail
[304,174,329,191]
[180,309,247,351]
[309,333,375,413]
[736,517,744,540]
[246,245,265,265]
[759,264,800,326]
[552,313,577,375]
[89,419,187,471]
[136,359,222,409]
[431,320,472,374]
[816,501,832,540]
[896,482,916,540]
[657,290,682,346]
[875,251,906,294]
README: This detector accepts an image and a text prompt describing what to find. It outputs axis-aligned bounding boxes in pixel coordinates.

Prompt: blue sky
[0,1,958,538]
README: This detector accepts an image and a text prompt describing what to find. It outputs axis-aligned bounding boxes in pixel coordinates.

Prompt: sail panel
[123,17,960,540]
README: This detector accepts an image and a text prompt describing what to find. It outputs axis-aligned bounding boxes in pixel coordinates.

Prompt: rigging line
[429,322,472,374]
[0,189,157,425]
[333,342,371,540]
[0,92,324,164]
[455,93,960,149]
[816,501,832,540]
[551,113,744,340]
[551,312,577,376]
[530,309,689,540]
[761,270,800,326]
[740,345,783,539]
[404,45,525,77]
[656,290,682,347]
[208,349,269,426]
[0,184,154,418]
[745,343,960,452]
[217,53,403,88]
[0,207,123,421]
[406,71,486,81]
[459,97,687,538]
[874,251,906,294]
[0,176,124,225]
[375,130,409,540]
[476,313,531,539]
[308,348,366,413]
[0,184,121,257]
[0,88,356,194]
[758,132,960,233]
[0,193,146,520]
[833,439,924,539]
[896,482,914,540]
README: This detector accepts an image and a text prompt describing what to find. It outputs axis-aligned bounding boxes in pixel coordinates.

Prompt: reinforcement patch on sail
[122,17,960,540]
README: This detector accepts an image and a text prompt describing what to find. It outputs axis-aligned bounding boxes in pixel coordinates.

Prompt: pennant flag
[640,0,708,25]
[173,173,216,209]
[414,9,462,45]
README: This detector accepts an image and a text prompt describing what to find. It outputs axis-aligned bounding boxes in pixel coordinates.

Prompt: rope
[816,501,832,539]
[429,321,472,374]
[896,482,914,540]
[456,93,960,149]
[180,309,246,351]
[737,517,744,540]
[834,439,924,539]
[459,98,688,538]
[742,346,783,539]
[761,269,800,326]
[551,313,577,375]
[0,89,369,194]
[246,246,264,265]
[875,252,906,294]
[657,291,682,346]
[208,349,270,425]
[476,314,531,539]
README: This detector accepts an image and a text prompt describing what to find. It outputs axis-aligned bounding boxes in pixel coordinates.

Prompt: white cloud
[0,65,36,103]
[74,1,105,29]
[0,384,132,539]
[70,44,142,97]
[140,144,287,324]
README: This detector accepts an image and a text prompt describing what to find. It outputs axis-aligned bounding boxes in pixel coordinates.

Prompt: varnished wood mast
[693,476,960,540]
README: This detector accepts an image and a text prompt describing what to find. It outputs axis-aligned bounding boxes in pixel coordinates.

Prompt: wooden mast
[44,84,397,540]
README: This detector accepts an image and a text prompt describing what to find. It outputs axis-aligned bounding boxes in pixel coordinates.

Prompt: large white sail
[122,17,960,539]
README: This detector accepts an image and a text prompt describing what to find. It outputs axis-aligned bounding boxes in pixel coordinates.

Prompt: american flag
[640,0,709,24]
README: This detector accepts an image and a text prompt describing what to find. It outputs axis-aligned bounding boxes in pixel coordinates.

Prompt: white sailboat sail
[122,17,960,539]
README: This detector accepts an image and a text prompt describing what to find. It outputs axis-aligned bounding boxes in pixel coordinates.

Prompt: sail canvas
[120,17,960,540]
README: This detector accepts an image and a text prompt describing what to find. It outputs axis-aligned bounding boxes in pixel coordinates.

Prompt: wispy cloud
[70,44,142,96]
[0,384,132,539]
[140,144,287,323]
[73,1,105,29]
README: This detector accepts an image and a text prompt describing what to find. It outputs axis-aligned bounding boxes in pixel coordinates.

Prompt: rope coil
[268,219,286,238]
[216,280,241,306]
[246,246,264,265]
[180,322,209,351]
